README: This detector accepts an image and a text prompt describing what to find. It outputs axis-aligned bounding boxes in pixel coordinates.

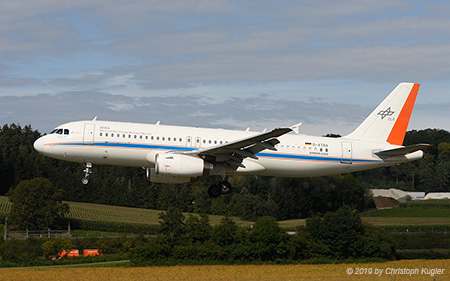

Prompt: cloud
[1,1,449,135]
[0,90,371,135]
[2,1,450,87]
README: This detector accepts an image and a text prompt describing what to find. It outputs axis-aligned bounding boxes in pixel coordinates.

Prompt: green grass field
[0,196,252,227]
[358,200,450,225]
[361,207,450,218]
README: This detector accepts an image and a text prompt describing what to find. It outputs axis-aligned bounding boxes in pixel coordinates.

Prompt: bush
[306,206,395,260]
[396,250,450,260]
[65,218,159,234]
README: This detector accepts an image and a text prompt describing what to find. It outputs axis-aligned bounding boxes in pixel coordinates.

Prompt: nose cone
[33,137,45,154]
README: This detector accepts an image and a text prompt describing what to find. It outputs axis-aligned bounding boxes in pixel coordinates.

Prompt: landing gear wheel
[220,181,232,195]
[81,177,89,185]
[81,162,93,185]
[208,184,222,198]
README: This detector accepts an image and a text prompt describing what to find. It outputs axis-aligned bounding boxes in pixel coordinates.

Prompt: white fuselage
[33,120,422,178]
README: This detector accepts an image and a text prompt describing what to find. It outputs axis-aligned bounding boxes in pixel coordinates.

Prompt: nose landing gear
[81,162,92,185]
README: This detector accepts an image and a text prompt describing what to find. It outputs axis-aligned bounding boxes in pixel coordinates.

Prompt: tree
[248,216,289,261]
[211,215,239,246]
[305,206,395,260]
[306,206,365,259]
[158,206,185,243]
[185,213,212,243]
[8,178,69,230]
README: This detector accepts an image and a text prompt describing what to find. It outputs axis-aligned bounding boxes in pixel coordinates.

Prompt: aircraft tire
[81,177,89,185]
[220,181,232,194]
[208,184,221,198]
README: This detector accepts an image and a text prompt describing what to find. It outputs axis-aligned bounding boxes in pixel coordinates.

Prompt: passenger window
[179,138,182,142]
[151,136,154,140]
[140,135,142,139]
[106,133,108,137]
[64,129,69,135]
[100,133,103,136]
[111,133,114,137]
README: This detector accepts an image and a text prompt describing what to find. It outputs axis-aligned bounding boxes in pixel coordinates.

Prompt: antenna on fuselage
[156,121,161,125]
[92,116,98,121]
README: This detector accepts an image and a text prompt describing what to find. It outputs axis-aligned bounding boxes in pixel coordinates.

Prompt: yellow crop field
[1,260,449,281]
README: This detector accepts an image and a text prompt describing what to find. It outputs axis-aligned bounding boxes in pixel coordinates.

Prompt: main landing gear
[208,180,232,198]
[81,162,92,185]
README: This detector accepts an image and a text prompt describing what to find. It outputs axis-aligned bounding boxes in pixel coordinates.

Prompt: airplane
[34,82,429,198]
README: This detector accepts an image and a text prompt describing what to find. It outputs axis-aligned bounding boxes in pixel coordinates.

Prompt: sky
[1,0,450,136]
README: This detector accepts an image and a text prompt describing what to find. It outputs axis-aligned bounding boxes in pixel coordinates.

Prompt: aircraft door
[341,141,352,164]
[83,123,95,145]
[186,136,192,147]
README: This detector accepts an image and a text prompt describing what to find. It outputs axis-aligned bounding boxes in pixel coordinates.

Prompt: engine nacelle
[147,168,191,183]
[155,153,204,177]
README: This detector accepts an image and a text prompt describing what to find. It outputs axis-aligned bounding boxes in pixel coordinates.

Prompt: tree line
[0,206,395,265]
[1,124,450,221]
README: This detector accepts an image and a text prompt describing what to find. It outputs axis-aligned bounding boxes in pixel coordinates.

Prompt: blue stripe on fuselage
[49,142,382,163]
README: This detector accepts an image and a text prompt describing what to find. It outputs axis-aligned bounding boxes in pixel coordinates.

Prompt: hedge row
[378,225,450,233]
[399,200,450,209]
[64,218,159,235]
[396,250,450,260]
[391,232,450,249]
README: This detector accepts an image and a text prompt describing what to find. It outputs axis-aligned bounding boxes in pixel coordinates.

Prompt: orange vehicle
[52,250,79,260]
[52,249,102,260]
[83,249,102,257]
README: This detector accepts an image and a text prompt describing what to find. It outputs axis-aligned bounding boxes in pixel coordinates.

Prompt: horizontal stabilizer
[375,144,431,156]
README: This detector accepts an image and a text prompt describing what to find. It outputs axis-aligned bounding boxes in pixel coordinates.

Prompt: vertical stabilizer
[344,83,420,145]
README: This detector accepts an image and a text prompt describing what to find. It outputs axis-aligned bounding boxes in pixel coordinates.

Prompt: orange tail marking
[386,83,420,145]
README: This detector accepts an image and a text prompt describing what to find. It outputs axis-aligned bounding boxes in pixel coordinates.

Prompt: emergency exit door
[83,124,95,145]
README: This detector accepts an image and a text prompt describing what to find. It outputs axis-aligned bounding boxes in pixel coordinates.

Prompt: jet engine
[155,153,204,177]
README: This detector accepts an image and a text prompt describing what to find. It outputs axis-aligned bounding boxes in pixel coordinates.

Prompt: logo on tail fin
[377,107,395,120]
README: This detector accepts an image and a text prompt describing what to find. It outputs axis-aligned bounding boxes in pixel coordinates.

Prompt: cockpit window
[50,128,69,135]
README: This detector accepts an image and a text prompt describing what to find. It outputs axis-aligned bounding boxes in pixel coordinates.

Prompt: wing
[183,123,302,170]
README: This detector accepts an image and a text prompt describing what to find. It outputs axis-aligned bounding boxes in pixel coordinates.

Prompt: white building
[424,192,450,200]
